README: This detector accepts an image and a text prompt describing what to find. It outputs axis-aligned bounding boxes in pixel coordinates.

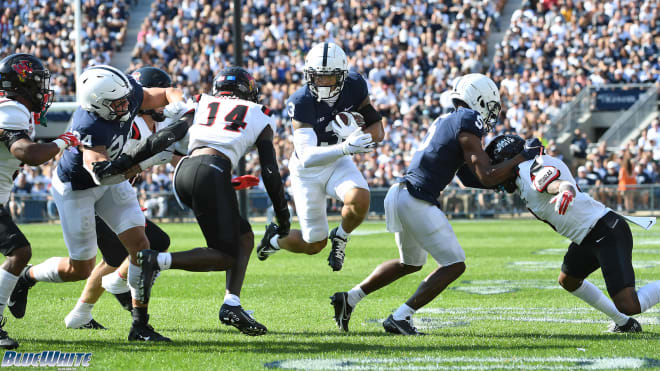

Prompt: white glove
[163,100,193,120]
[331,112,359,140]
[341,129,375,155]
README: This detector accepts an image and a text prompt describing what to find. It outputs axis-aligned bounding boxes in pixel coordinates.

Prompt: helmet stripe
[90,66,130,88]
[322,42,328,67]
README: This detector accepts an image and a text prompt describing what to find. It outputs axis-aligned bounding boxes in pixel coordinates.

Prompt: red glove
[54,132,81,150]
[231,175,260,190]
[550,190,574,215]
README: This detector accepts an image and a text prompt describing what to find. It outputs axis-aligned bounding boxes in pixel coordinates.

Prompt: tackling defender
[94,67,290,336]
[257,41,384,272]
[330,74,543,334]
[0,53,80,348]
[9,65,185,341]
[486,134,660,333]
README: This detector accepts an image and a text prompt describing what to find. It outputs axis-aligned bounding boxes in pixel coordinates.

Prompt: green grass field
[6,220,660,370]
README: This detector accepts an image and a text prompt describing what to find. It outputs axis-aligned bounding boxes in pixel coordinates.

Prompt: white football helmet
[450,73,501,132]
[78,65,133,122]
[304,42,348,101]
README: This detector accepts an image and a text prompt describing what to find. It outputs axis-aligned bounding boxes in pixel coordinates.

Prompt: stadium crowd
[6,0,660,220]
[0,0,132,100]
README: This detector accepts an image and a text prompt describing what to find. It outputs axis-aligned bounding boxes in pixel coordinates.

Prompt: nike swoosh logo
[611,219,619,228]
[209,164,224,173]
[649,221,654,228]
[142,336,151,341]
[595,236,605,243]
[7,300,14,307]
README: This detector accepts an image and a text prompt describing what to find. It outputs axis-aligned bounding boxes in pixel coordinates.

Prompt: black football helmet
[131,66,172,122]
[0,53,53,115]
[212,67,259,103]
[484,135,525,193]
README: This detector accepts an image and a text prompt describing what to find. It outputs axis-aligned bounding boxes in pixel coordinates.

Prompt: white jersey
[188,94,275,169]
[516,155,609,244]
[0,99,35,205]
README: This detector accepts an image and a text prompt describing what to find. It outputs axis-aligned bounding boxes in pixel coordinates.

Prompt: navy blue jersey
[286,71,368,146]
[404,108,485,205]
[58,76,144,190]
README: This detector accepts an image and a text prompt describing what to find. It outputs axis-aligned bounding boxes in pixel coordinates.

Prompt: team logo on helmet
[131,71,141,80]
[12,60,32,82]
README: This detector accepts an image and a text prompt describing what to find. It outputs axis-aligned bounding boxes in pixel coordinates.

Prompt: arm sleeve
[456,164,491,189]
[255,130,289,222]
[0,129,30,150]
[293,127,345,168]
[119,113,191,166]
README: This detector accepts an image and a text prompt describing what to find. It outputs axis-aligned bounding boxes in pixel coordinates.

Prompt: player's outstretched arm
[141,86,184,111]
[1,129,80,166]
[547,179,577,215]
[255,125,290,236]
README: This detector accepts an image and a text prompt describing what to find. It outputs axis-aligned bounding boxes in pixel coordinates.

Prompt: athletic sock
[347,285,366,308]
[0,268,19,315]
[637,280,660,313]
[270,235,280,249]
[392,303,415,321]
[157,253,172,270]
[571,280,629,326]
[31,257,63,282]
[336,224,349,240]
[72,300,94,315]
[223,294,241,307]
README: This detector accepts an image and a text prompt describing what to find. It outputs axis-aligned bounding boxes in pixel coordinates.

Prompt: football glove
[53,132,81,150]
[231,175,260,190]
[550,190,574,215]
[163,100,194,121]
[521,138,544,160]
[331,112,359,140]
[92,153,134,179]
[341,129,375,155]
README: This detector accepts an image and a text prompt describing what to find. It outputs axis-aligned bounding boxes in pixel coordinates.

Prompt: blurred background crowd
[2,0,660,221]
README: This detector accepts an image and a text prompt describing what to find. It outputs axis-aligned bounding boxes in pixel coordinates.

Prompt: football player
[63,67,181,329]
[9,65,187,342]
[0,53,80,348]
[329,74,542,334]
[256,41,384,272]
[486,134,660,333]
[94,67,290,336]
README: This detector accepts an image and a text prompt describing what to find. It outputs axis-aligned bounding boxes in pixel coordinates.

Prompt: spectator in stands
[570,128,588,170]
[618,153,637,212]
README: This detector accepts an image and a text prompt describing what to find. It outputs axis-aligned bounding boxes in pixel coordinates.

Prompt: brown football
[337,111,366,127]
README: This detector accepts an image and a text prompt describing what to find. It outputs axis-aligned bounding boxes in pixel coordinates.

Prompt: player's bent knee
[306,240,327,255]
[400,262,423,274]
[557,272,581,292]
[613,288,641,315]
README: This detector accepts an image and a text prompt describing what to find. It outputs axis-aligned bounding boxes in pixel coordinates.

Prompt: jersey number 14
[201,103,248,132]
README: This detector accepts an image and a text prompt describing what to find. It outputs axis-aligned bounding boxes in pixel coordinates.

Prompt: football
[337,111,366,127]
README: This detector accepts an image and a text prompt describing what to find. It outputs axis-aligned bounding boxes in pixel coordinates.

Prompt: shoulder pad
[457,109,484,138]
[193,94,202,103]
[532,164,560,192]
[0,100,31,130]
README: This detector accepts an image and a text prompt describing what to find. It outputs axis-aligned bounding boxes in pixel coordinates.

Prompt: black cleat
[79,319,107,330]
[137,250,160,304]
[383,314,424,335]
[330,292,353,332]
[608,317,642,333]
[0,317,18,349]
[327,227,347,271]
[8,265,35,319]
[256,223,280,261]
[219,304,267,336]
[113,292,133,311]
[128,322,171,342]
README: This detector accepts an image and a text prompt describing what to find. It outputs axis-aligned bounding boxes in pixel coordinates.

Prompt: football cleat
[256,223,280,261]
[383,314,424,336]
[64,310,107,329]
[608,317,642,333]
[8,265,35,319]
[113,292,133,311]
[137,250,160,304]
[128,322,171,342]
[0,316,18,349]
[219,304,267,336]
[327,227,347,271]
[330,292,353,332]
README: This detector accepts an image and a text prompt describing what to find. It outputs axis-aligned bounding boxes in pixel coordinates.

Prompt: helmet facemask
[304,68,347,101]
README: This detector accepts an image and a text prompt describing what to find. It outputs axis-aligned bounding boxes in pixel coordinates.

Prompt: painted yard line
[536,248,660,255]
[511,261,660,270]
[452,279,657,294]
[265,356,658,370]
[418,307,660,314]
